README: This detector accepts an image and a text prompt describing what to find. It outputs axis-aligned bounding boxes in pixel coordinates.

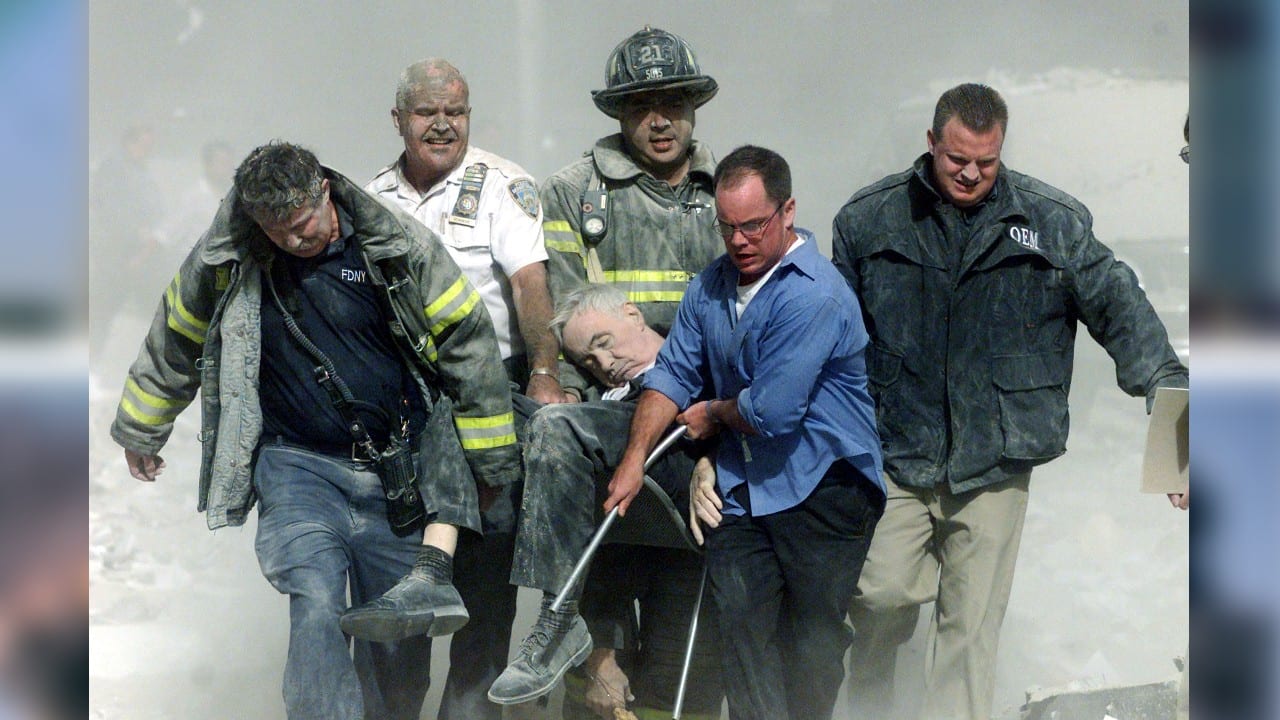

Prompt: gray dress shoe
[339,574,469,643]
[487,613,592,705]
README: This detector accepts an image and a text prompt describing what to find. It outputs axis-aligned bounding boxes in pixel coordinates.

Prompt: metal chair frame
[550,425,706,720]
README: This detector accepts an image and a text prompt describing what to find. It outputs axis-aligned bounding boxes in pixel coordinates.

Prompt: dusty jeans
[253,442,432,720]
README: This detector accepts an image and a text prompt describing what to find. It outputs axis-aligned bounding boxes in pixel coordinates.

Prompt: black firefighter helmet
[591,26,719,119]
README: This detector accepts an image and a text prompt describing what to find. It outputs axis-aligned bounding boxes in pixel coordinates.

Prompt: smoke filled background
[0,0,1205,718]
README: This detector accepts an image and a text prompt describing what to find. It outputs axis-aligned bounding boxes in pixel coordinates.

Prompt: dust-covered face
[393,76,471,189]
[561,304,655,388]
[254,182,337,258]
[619,90,695,183]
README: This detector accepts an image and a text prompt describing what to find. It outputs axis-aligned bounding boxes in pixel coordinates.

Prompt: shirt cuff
[735,386,763,435]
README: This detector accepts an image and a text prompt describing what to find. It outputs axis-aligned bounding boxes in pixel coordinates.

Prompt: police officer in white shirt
[353,57,570,720]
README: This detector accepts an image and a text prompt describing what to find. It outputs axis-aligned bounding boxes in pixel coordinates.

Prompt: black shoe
[339,574,468,643]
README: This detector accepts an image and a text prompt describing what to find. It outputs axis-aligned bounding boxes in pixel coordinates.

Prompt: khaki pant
[847,473,1030,720]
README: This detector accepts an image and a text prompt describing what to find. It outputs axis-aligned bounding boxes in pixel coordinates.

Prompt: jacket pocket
[195,355,219,512]
[867,344,903,387]
[866,344,905,438]
[991,350,1070,462]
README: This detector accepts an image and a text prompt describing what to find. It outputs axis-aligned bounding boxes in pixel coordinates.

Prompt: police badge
[449,163,488,228]
[508,178,540,219]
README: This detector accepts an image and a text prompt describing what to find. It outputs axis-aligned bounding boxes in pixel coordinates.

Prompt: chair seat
[594,474,701,553]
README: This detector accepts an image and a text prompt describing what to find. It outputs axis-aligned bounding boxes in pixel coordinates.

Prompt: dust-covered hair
[549,284,631,345]
[395,58,470,111]
[233,141,326,224]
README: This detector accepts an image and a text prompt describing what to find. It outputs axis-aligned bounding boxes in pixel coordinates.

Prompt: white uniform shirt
[368,146,547,359]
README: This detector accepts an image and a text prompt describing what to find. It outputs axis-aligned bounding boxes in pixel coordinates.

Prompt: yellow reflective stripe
[117,394,171,422]
[601,270,692,283]
[454,412,517,450]
[543,220,585,257]
[424,276,481,337]
[166,314,205,345]
[602,270,692,302]
[125,378,185,409]
[170,283,209,331]
[120,377,185,426]
[164,276,209,345]
[119,397,180,425]
[119,397,181,426]
[459,433,518,450]
[545,238,584,255]
[626,290,686,303]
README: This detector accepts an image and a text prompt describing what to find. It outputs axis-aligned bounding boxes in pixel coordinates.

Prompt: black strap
[263,265,392,458]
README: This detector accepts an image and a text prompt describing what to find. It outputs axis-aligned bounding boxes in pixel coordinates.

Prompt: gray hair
[233,141,325,224]
[395,58,469,111]
[549,284,631,345]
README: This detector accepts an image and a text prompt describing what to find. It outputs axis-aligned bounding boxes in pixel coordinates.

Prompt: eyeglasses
[1179,145,1190,165]
[715,204,783,240]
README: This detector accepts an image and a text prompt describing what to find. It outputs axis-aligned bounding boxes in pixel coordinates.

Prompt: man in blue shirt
[607,145,885,720]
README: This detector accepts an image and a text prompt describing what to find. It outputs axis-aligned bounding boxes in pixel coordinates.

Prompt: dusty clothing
[541,134,721,341]
[833,154,1188,495]
[367,146,548,360]
[252,441,433,719]
[368,147,550,719]
[510,401,696,594]
[847,473,1030,720]
[509,400,723,717]
[110,168,519,531]
[834,155,1189,720]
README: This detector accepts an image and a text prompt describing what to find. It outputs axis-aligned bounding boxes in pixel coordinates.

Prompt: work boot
[340,563,468,643]
[488,609,592,705]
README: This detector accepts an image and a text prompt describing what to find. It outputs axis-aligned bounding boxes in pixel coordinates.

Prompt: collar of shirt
[715,228,821,296]
[601,361,657,401]
[592,134,717,184]
[387,146,479,206]
[320,203,356,257]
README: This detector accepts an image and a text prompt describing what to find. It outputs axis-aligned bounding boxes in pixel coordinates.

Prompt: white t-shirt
[735,236,804,319]
[368,146,548,359]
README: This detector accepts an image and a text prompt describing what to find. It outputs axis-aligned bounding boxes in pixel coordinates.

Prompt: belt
[269,435,382,463]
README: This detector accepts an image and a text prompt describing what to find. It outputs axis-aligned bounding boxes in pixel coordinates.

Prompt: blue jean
[253,442,432,720]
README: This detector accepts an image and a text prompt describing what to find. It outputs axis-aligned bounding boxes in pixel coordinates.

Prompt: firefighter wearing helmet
[541,25,723,399]
[489,26,725,720]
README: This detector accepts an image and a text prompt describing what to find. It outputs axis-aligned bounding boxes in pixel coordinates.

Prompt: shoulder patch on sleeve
[508,178,541,219]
